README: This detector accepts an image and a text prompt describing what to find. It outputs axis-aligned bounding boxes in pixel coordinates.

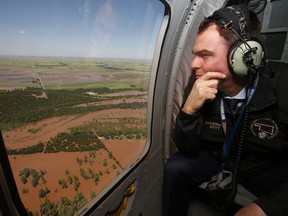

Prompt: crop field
[0,56,150,215]
[0,56,151,90]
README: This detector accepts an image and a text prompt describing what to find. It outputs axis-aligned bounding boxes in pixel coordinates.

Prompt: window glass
[0,0,164,215]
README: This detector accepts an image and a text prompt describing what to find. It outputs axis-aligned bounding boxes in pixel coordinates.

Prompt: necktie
[226,99,244,115]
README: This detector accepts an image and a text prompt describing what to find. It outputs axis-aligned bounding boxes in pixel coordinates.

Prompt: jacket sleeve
[254,182,288,215]
[173,109,204,157]
[172,74,206,157]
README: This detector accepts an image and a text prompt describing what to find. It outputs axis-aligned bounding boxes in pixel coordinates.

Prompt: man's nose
[191,56,200,70]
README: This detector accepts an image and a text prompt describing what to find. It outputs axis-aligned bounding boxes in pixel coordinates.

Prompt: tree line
[0,87,147,131]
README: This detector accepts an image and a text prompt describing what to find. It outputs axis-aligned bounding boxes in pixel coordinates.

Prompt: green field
[0,56,151,90]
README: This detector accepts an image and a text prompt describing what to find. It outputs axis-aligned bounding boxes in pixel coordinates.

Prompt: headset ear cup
[229,40,264,76]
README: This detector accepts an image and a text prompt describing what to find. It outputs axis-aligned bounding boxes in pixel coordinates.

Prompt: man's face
[191,24,231,85]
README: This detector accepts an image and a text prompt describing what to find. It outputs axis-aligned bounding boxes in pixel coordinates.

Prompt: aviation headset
[212,4,266,77]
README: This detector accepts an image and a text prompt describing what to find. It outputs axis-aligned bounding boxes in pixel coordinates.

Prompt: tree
[90,191,97,199]
[39,198,58,216]
[58,179,68,189]
[59,197,74,216]
[73,175,80,191]
[38,187,50,198]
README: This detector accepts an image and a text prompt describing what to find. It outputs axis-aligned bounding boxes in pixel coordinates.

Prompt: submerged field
[0,56,150,215]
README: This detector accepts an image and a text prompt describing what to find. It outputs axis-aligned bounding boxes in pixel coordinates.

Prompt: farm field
[0,56,150,215]
[0,56,151,90]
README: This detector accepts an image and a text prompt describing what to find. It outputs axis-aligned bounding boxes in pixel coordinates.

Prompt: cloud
[18,30,27,35]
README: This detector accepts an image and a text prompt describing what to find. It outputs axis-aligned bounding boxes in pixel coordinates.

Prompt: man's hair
[198,5,261,47]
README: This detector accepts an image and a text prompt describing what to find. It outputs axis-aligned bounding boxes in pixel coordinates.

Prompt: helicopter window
[0,0,164,215]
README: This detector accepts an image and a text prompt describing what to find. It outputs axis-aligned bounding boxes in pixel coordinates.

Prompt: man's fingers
[206,79,220,88]
[199,71,226,81]
[197,86,218,98]
[194,79,220,89]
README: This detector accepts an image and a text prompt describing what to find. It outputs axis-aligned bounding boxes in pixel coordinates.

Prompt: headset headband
[212,4,250,39]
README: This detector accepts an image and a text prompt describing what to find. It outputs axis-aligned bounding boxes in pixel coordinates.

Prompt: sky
[0,0,164,59]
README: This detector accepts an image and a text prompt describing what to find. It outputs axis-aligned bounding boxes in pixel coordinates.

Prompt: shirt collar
[224,87,246,100]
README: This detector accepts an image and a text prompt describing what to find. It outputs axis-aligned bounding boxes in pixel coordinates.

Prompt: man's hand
[234,203,267,216]
[182,72,226,115]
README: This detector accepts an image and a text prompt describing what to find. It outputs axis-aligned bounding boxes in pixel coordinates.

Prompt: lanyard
[220,74,259,170]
